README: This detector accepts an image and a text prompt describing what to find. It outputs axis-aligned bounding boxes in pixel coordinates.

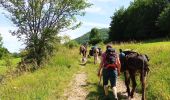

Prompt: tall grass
[0,58,20,75]
[0,46,81,100]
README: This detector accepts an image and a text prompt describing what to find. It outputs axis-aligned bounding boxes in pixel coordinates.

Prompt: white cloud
[83,21,109,28]
[59,28,86,39]
[85,5,105,15]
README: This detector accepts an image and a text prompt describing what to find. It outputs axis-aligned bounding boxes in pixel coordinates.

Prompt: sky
[0,0,133,53]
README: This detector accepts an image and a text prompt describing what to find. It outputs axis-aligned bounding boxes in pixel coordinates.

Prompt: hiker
[79,43,88,63]
[97,44,121,100]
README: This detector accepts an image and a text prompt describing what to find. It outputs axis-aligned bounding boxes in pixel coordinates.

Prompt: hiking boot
[103,95,110,100]
[114,98,118,100]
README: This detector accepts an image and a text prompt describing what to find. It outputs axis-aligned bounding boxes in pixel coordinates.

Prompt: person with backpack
[97,44,121,100]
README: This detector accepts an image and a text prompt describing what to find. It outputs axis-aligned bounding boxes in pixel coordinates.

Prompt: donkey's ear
[145,54,150,61]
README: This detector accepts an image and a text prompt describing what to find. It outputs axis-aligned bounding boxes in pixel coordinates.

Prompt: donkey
[119,49,150,100]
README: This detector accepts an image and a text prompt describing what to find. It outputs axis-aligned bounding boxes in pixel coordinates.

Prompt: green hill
[74,28,109,44]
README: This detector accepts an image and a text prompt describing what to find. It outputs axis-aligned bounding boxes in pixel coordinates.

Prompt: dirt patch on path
[117,78,142,100]
[63,72,88,100]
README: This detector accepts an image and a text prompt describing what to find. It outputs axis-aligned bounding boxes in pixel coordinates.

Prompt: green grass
[0,58,21,75]
[0,47,81,100]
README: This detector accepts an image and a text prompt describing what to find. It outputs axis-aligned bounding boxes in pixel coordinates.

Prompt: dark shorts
[103,68,117,88]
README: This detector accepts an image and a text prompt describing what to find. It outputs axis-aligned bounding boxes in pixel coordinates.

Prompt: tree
[158,4,170,36]
[109,0,169,42]
[0,0,90,66]
[0,34,2,47]
[89,28,102,45]
[109,7,126,41]
[0,34,10,59]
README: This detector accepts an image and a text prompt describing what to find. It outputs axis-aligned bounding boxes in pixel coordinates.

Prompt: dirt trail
[63,73,142,100]
[117,78,142,100]
[63,72,88,100]
[63,62,141,100]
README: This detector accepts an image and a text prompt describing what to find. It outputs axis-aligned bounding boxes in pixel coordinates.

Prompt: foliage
[3,54,13,69]
[12,52,20,58]
[0,48,9,59]
[64,40,79,49]
[109,7,126,41]
[75,28,109,44]
[109,0,170,41]
[0,34,10,59]
[0,34,2,47]
[0,0,90,67]
[158,4,170,36]
[89,28,102,45]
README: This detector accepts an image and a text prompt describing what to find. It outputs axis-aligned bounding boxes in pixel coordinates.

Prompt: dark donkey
[119,49,150,100]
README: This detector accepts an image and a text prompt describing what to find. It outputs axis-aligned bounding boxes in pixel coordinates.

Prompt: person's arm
[116,54,121,76]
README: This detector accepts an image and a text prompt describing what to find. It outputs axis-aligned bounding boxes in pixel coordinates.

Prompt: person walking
[97,44,121,100]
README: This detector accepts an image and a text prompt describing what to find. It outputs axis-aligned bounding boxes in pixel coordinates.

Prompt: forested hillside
[75,28,109,44]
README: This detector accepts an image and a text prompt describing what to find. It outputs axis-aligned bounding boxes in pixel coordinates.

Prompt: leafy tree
[109,7,126,41]
[65,40,79,49]
[158,4,170,36]
[75,28,109,44]
[89,28,102,45]
[0,34,2,47]
[0,0,90,66]
[109,0,169,41]
[0,34,10,59]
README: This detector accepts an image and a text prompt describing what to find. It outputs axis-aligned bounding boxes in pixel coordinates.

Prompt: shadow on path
[85,82,129,100]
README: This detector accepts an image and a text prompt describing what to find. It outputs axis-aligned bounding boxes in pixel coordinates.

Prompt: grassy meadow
[0,41,170,100]
[0,46,81,100]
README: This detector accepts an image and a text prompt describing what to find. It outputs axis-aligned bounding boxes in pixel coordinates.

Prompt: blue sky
[0,0,133,53]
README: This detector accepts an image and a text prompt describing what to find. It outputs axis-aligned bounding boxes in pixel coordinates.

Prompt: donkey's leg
[130,72,137,98]
[140,71,146,100]
[94,55,96,64]
[94,53,97,64]
[124,71,131,97]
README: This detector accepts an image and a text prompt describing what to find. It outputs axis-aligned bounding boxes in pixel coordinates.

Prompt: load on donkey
[89,46,102,64]
[119,49,150,100]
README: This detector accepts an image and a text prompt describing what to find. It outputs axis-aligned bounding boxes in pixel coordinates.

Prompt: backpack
[98,48,102,56]
[105,48,117,69]
[89,49,93,56]
[89,46,101,56]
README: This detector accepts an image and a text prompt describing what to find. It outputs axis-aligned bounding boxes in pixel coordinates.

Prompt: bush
[65,40,79,49]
